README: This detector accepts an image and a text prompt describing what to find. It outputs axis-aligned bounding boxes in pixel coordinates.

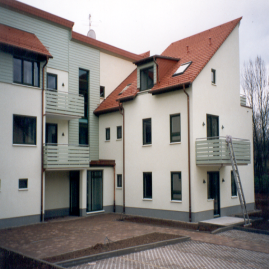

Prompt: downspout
[41,57,48,222]
[113,163,116,212]
[153,56,160,84]
[183,85,191,222]
[119,103,125,213]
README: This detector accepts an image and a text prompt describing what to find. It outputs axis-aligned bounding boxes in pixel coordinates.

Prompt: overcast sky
[19,0,269,68]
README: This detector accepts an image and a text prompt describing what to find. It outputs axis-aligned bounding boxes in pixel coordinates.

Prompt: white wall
[124,90,189,212]
[99,112,123,206]
[0,82,41,219]
[100,52,136,98]
[191,24,254,213]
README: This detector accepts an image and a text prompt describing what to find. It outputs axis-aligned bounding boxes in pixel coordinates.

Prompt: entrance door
[87,171,103,212]
[207,114,219,138]
[46,123,57,144]
[70,171,80,216]
[207,172,220,217]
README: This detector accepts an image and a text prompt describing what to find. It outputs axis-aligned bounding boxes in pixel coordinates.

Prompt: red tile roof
[72,32,144,62]
[0,0,74,29]
[0,24,52,57]
[94,17,242,115]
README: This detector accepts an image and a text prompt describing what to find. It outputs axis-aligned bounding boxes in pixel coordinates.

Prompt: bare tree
[241,56,269,190]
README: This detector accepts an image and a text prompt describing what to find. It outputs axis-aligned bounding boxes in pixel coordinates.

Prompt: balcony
[196,137,251,166]
[43,144,90,169]
[45,90,84,120]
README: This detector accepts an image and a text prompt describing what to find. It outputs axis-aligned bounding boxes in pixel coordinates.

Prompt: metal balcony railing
[43,144,90,169]
[195,137,251,165]
[45,90,84,118]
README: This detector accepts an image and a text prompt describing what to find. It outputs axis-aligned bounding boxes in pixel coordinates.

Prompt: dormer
[134,55,180,91]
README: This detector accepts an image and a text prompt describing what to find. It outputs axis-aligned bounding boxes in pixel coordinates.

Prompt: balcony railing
[43,144,90,169]
[196,137,251,166]
[240,94,247,106]
[45,90,84,119]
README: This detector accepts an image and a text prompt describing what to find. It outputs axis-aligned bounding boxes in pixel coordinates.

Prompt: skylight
[173,61,192,76]
[119,84,131,95]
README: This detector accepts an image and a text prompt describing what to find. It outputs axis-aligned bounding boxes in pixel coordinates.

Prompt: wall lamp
[202,122,205,126]
[222,178,225,182]
[62,133,65,136]
[62,83,65,87]
[222,125,224,129]
[203,179,206,184]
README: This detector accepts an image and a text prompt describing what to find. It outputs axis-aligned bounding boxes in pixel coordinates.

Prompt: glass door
[87,171,103,212]
[208,172,220,217]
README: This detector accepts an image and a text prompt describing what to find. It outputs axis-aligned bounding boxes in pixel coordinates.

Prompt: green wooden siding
[0,51,13,83]
[0,7,69,72]
[68,41,100,160]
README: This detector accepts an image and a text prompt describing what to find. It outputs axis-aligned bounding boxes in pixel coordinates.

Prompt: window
[100,86,105,98]
[231,171,237,196]
[19,179,28,189]
[47,73,57,90]
[140,66,154,91]
[13,115,36,145]
[117,174,122,188]
[46,123,57,144]
[79,69,89,145]
[143,172,152,199]
[170,114,181,143]
[117,126,122,139]
[173,62,192,76]
[106,128,110,141]
[13,57,39,87]
[171,172,182,201]
[143,118,151,145]
[211,69,216,84]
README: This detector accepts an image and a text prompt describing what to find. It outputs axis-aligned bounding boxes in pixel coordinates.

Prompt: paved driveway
[71,231,269,269]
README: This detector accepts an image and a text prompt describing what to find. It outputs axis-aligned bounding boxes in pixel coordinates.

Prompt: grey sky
[19,0,269,68]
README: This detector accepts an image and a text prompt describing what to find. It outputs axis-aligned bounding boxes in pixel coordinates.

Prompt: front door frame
[207,171,220,217]
[70,171,80,216]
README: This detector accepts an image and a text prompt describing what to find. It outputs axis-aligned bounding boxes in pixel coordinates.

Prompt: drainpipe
[113,163,116,212]
[153,56,160,84]
[183,85,191,222]
[119,103,125,213]
[41,57,48,222]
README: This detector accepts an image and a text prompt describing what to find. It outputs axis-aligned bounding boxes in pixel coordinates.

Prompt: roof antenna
[87,14,96,39]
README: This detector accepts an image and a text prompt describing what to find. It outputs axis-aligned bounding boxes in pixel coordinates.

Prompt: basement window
[19,179,28,190]
[173,61,191,77]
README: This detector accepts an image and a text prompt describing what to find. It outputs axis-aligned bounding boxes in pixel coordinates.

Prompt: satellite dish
[87,13,96,39]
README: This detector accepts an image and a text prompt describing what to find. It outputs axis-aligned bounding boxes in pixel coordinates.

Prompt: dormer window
[173,61,191,77]
[140,66,154,91]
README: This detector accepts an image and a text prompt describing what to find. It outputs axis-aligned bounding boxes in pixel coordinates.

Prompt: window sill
[87,210,105,215]
[13,144,37,147]
[170,142,181,145]
[142,144,152,147]
[116,187,122,190]
[143,198,152,201]
[231,195,238,199]
[207,199,214,202]
[116,139,122,141]
[171,200,182,203]
[137,89,151,95]
[105,140,110,142]
[211,83,217,86]
[18,188,28,191]
[12,82,40,89]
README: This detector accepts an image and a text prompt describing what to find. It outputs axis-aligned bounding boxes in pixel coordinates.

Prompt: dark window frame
[18,178,28,189]
[106,128,110,141]
[231,171,237,196]
[47,73,57,90]
[143,172,152,199]
[140,66,154,91]
[117,126,122,139]
[170,114,181,143]
[211,69,216,84]
[143,118,152,145]
[117,174,122,188]
[13,114,37,145]
[171,172,182,201]
[100,86,105,98]
[13,57,40,87]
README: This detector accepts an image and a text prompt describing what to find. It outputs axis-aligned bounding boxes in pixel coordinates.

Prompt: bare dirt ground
[252,193,269,231]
